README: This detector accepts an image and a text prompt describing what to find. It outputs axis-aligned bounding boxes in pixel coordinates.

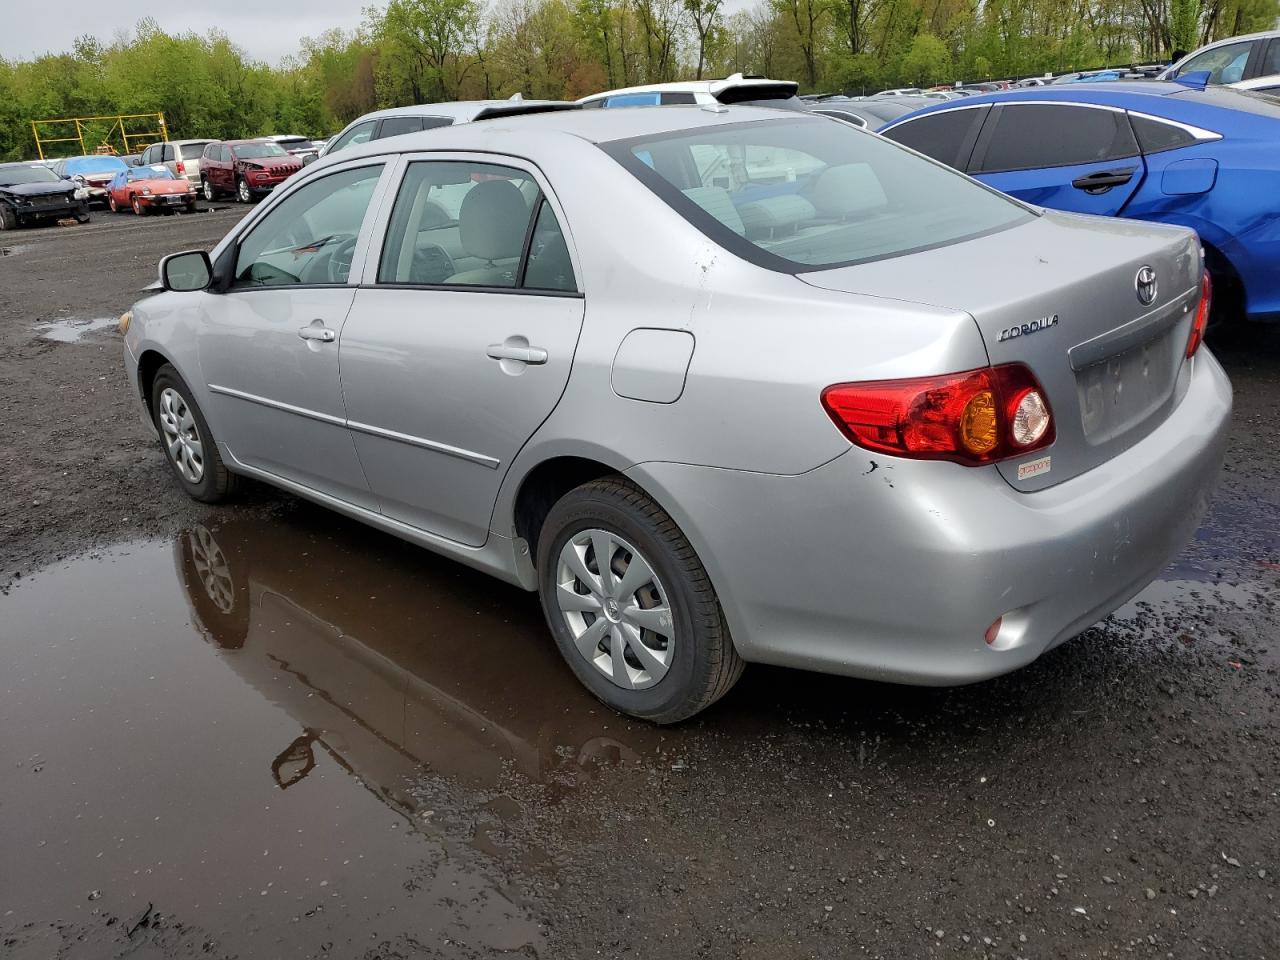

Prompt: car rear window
[178,142,211,160]
[602,117,1031,272]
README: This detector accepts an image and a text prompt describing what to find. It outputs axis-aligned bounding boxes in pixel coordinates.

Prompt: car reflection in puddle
[0,509,661,956]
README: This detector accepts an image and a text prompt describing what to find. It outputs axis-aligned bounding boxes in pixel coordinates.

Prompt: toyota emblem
[1135,266,1157,306]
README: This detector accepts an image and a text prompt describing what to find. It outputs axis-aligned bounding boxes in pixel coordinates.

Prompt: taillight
[821,363,1056,465]
[175,160,186,174]
[1185,269,1211,358]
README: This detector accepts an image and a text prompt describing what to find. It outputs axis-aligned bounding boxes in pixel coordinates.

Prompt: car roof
[328,104,818,163]
[578,74,799,102]
[352,99,572,123]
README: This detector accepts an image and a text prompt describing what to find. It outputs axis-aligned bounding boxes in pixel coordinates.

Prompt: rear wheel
[150,364,238,503]
[537,478,744,724]
[108,194,119,213]
[202,178,215,202]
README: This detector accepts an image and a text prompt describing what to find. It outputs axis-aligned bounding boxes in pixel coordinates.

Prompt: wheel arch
[136,348,175,413]
[508,454,625,564]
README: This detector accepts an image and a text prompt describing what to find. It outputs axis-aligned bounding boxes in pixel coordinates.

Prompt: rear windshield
[235,143,288,159]
[0,165,59,186]
[603,117,1031,272]
[178,142,210,159]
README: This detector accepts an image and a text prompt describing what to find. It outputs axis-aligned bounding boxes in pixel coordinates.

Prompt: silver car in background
[139,139,213,186]
[121,107,1230,723]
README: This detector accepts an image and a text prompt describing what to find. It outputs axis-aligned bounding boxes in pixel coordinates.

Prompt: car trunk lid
[798,210,1203,491]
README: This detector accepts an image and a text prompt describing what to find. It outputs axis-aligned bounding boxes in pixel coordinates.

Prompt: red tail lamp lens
[1186,269,1211,359]
[821,363,1055,465]
[176,161,186,174]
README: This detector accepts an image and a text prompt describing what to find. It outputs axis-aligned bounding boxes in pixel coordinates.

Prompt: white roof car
[322,96,577,157]
[578,73,800,109]
[1231,73,1280,93]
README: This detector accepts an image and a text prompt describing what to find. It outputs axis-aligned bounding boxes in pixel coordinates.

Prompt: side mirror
[160,250,213,292]
[301,154,316,166]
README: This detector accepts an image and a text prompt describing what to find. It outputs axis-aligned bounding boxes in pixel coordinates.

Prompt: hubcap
[238,181,249,201]
[556,529,674,690]
[189,525,234,613]
[157,386,205,483]
[203,181,213,200]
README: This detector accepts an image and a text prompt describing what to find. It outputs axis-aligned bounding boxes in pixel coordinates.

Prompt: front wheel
[236,178,252,203]
[537,478,744,724]
[74,204,90,224]
[131,195,146,216]
[0,203,17,230]
[150,364,238,503]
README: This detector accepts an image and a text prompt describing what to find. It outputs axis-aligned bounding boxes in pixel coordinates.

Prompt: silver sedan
[121,106,1231,722]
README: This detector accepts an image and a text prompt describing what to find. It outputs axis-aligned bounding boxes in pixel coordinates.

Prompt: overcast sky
[2,1,754,67]
[3,6,373,66]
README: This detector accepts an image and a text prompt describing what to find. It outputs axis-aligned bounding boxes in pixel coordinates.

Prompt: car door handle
[486,343,548,364]
[298,322,336,343]
[1071,167,1137,192]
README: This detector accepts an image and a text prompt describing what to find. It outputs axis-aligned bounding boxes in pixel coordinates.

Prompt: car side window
[378,160,573,292]
[140,146,153,164]
[330,120,376,154]
[232,164,384,288]
[974,104,1138,173]
[661,92,697,105]
[1262,40,1280,76]
[220,146,232,162]
[377,116,424,139]
[1128,114,1199,154]
[882,108,986,168]
[162,145,176,162]
[1176,41,1254,83]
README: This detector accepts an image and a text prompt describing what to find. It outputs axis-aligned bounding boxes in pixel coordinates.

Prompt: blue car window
[605,93,662,108]
[1129,115,1199,155]
[975,103,1139,173]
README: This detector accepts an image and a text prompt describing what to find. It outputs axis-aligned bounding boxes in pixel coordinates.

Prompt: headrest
[458,179,528,261]
[812,163,888,218]
[681,186,746,236]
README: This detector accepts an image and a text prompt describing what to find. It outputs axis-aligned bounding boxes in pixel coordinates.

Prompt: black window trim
[367,156,582,297]
[599,116,1035,276]
[969,100,1141,174]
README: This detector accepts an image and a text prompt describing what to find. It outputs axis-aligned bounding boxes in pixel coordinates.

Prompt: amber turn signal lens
[959,390,998,455]
[117,310,132,335]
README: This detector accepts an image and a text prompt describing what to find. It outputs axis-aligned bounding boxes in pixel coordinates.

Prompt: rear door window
[973,104,1138,173]
[881,106,987,168]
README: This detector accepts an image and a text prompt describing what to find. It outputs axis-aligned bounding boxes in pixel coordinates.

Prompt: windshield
[0,165,60,186]
[604,117,1031,271]
[235,143,288,159]
[65,156,128,175]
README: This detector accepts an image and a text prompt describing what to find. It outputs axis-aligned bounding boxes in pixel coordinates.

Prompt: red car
[199,140,303,203]
[106,165,197,215]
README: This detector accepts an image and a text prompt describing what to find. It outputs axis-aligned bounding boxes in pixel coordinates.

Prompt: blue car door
[969,102,1146,217]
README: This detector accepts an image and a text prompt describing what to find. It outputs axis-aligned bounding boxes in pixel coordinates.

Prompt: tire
[131,195,146,216]
[184,200,197,214]
[236,177,252,204]
[0,203,16,230]
[74,204,91,224]
[108,194,119,213]
[202,178,215,202]
[150,364,238,503]
[536,477,744,724]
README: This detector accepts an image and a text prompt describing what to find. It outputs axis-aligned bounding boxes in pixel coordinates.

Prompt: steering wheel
[325,236,359,284]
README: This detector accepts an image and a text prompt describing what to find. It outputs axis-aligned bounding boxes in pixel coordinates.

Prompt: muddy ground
[1,212,1277,959]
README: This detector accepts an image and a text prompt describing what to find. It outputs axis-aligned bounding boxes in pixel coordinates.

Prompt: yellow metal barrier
[31,113,169,160]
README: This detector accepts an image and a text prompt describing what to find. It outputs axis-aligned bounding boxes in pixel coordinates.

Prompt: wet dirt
[2,211,1279,958]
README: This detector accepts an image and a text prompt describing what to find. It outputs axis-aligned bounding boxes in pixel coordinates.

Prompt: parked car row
[123,90,1232,724]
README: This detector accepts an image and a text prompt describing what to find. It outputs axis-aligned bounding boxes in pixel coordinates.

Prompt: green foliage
[1,0,1277,161]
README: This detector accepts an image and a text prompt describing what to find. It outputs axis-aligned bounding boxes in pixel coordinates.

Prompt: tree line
[1,0,1276,160]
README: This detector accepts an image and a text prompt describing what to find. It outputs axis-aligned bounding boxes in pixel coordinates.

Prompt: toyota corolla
[120,106,1231,723]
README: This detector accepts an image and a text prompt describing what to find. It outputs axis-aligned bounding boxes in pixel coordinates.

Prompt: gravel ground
[1,212,1277,958]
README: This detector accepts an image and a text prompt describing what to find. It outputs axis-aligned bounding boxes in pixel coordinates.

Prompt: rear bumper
[628,350,1232,685]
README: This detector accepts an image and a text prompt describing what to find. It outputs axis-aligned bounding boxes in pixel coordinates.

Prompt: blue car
[880,81,1280,324]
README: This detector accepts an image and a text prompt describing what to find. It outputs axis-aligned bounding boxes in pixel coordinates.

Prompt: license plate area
[1075,325,1179,445]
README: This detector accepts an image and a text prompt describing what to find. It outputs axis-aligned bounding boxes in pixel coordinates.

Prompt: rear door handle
[487,343,548,364]
[1071,167,1137,193]
[298,321,336,343]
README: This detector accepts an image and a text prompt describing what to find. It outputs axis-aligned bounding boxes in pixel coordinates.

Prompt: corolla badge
[997,314,1059,343]
[1135,265,1157,306]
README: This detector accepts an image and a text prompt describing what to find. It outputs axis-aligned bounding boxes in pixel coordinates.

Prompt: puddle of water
[36,316,117,343]
[0,514,659,955]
